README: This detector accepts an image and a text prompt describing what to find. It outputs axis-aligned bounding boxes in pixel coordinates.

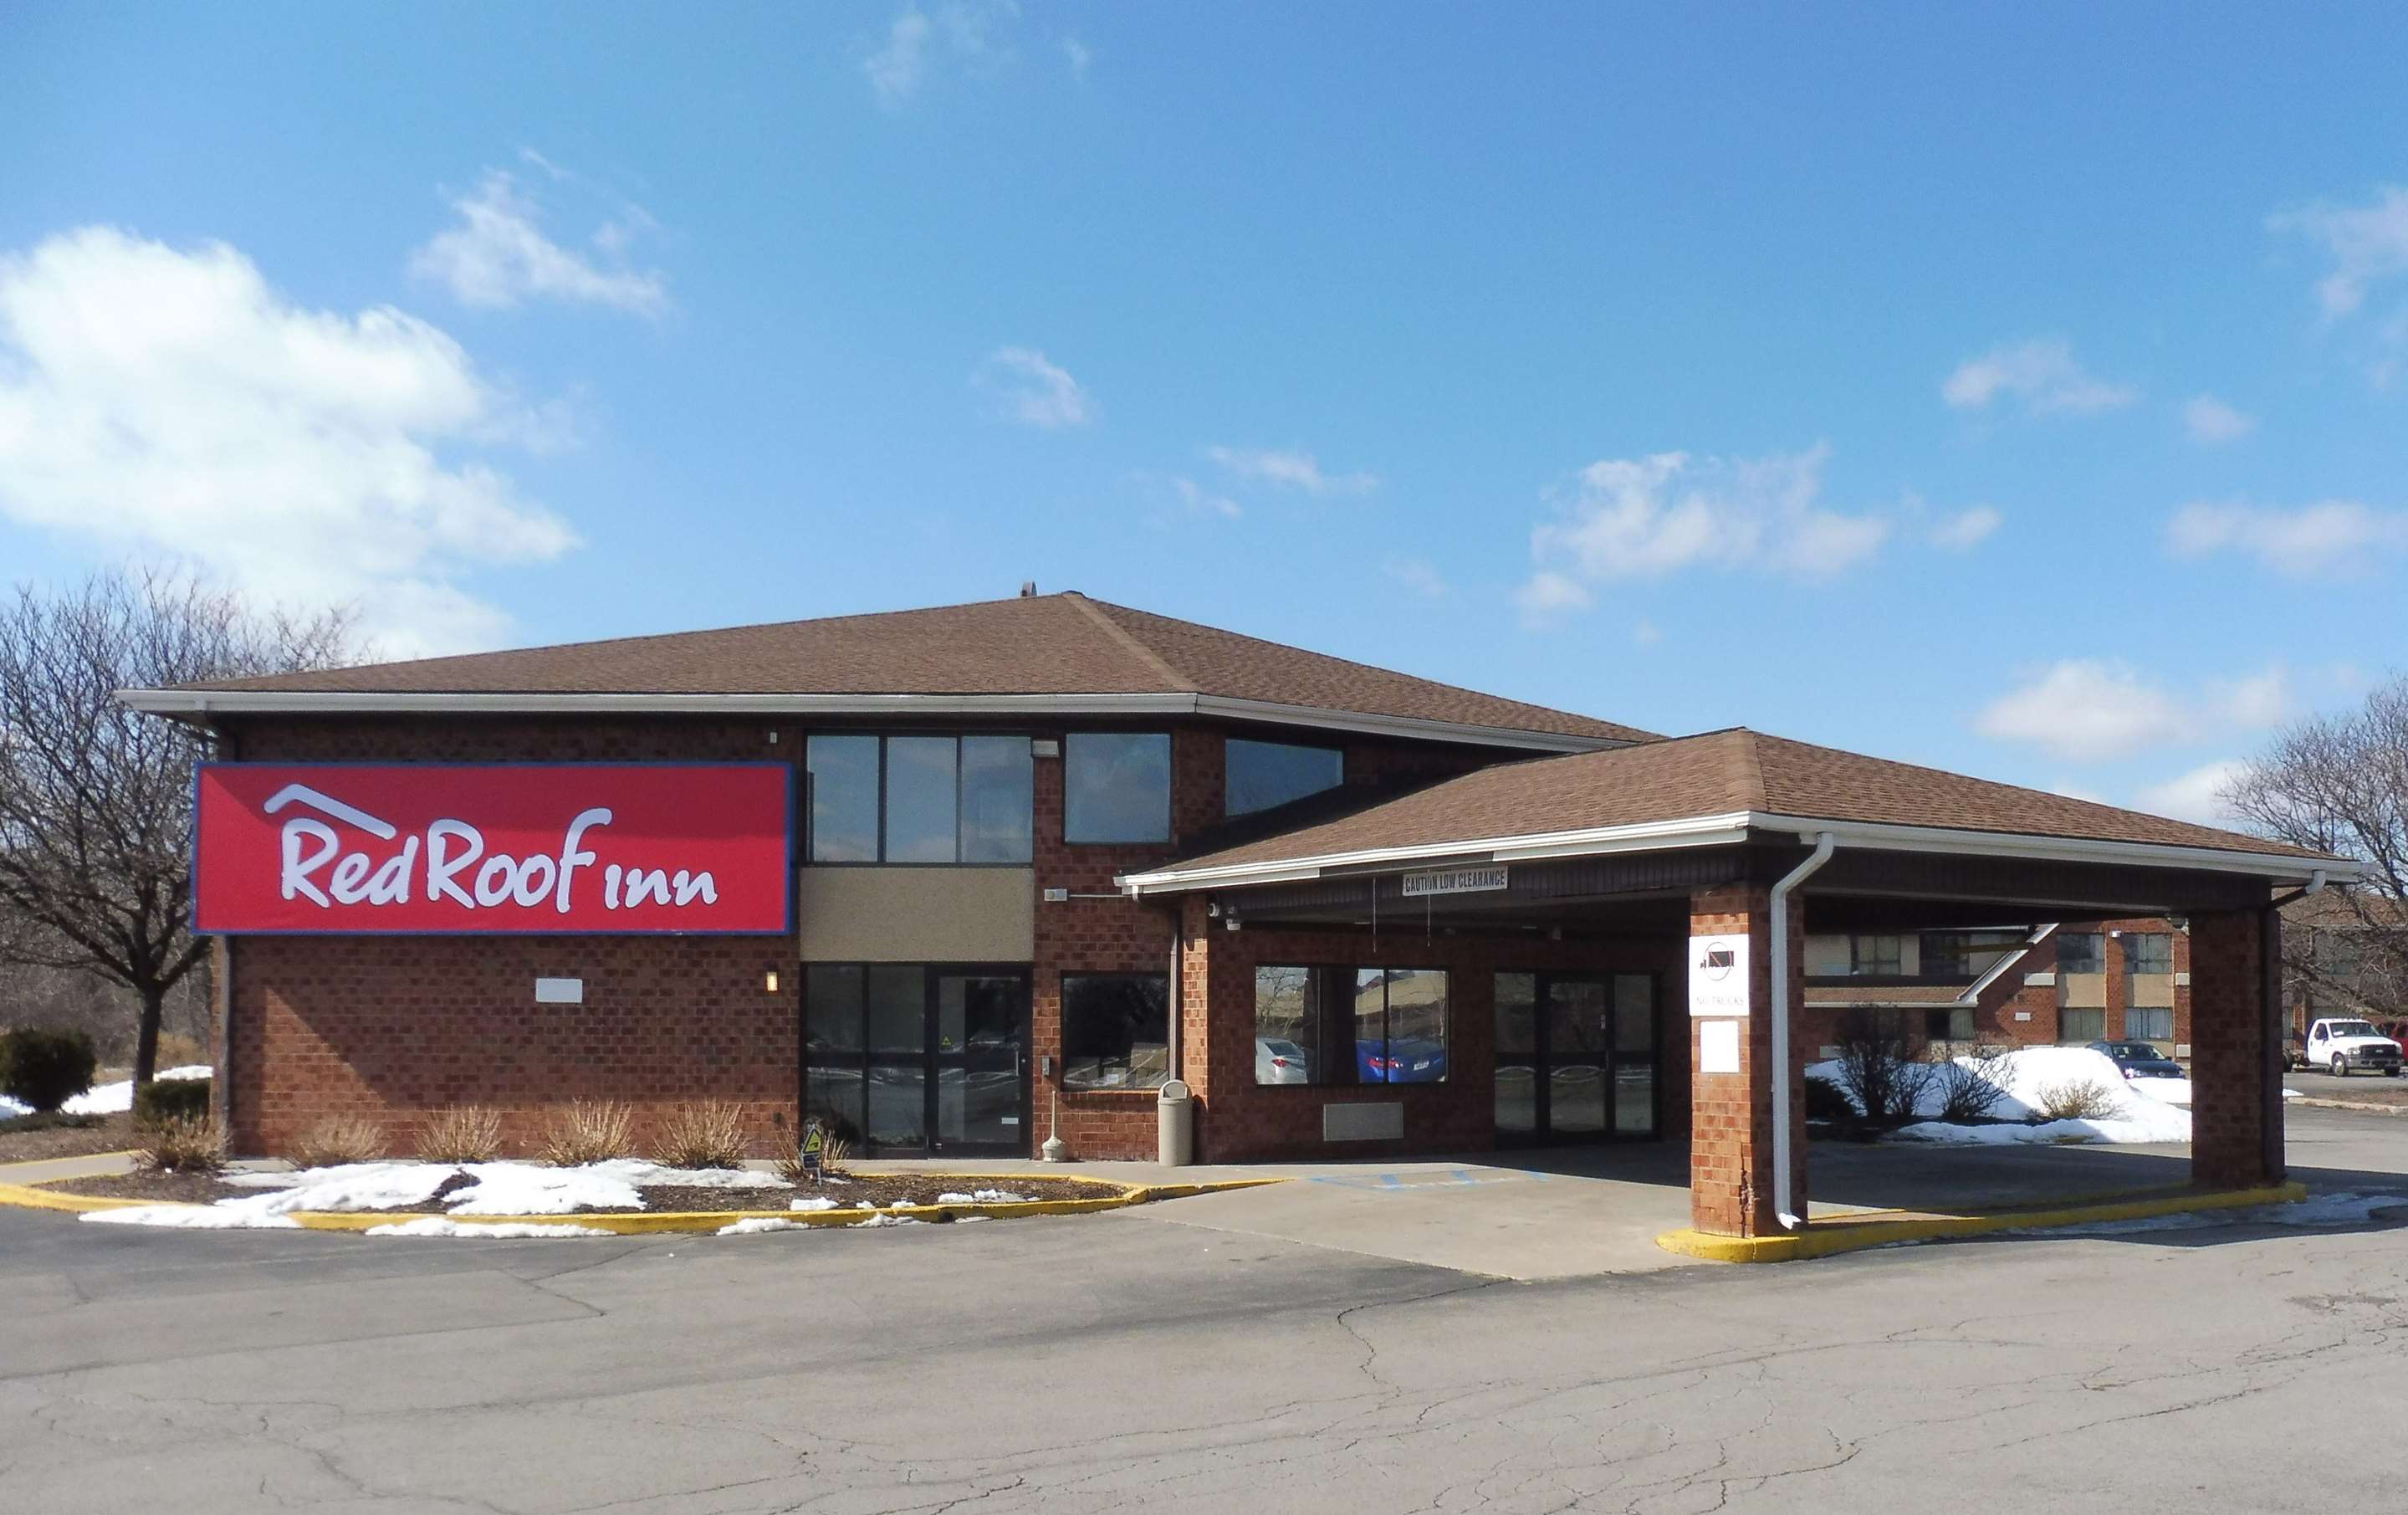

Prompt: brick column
[2189,908,2283,1190]
[1687,885,1807,1236]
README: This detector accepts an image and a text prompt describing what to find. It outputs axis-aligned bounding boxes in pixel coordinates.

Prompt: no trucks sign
[193,762,794,934]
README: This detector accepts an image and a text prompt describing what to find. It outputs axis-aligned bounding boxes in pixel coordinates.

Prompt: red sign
[195,764,792,934]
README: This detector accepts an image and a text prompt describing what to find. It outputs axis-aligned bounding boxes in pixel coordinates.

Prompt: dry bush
[654,1100,750,1170]
[775,1124,852,1185]
[2034,1077,2119,1123]
[1933,1047,2014,1123]
[287,1113,389,1169]
[154,1030,208,1069]
[541,1099,636,1165]
[134,1113,225,1173]
[1833,1011,1936,1125]
[414,1106,503,1164]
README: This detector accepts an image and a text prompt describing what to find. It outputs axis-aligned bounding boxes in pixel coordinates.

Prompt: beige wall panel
[2059,971,2108,1009]
[796,868,1035,962]
[2129,971,2175,1008]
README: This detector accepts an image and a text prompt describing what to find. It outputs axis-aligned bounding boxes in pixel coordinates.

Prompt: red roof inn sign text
[194,764,793,934]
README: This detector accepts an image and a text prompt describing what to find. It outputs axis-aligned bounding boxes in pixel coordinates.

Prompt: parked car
[2305,1017,2404,1077]
[1356,1037,1448,1083]
[1255,1037,1311,1085]
[2088,1039,2186,1081]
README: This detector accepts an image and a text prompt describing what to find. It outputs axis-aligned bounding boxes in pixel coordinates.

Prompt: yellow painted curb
[0,1174,1284,1234]
[1657,1181,2311,1263]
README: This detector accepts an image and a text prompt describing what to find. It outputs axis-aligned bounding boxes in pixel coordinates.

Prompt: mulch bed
[0,1112,136,1164]
[35,1167,1117,1216]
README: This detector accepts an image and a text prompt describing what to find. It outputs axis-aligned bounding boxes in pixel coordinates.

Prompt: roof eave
[1117,811,2356,895]
[114,687,1632,753]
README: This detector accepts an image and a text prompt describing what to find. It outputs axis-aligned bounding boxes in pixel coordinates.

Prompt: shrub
[1803,1073,1856,1124]
[1833,1011,1935,1126]
[541,1099,636,1165]
[0,1026,99,1114]
[775,1123,853,1185]
[654,1100,750,1170]
[1932,1047,2013,1124]
[415,1106,504,1164]
[132,1077,212,1128]
[287,1113,389,1168]
[2033,1077,2119,1123]
[155,1031,209,1069]
[134,1114,226,1174]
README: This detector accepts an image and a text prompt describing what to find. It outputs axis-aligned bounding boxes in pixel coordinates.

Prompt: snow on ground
[790,1196,839,1211]
[718,1217,813,1236]
[1808,1046,2191,1145]
[2,1064,210,1119]
[366,1217,609,1239]
[852,1213,922,1227]
[936,1190,1030,1204]
[81,1202,299,1230]
[2129,1077,2192,1108]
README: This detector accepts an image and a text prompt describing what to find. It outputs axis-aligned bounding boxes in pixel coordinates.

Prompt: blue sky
[3,3,2405,824]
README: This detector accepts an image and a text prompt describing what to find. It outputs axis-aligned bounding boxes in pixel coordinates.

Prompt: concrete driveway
[3,1108,2405,1515]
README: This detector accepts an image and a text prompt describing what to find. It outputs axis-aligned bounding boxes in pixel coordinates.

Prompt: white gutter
[115,687,1628,755]
[1119,812,2356,893]
[1771,833,1836,1232]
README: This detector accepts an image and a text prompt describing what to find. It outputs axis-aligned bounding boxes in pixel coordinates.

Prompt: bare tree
[0,570,358,1086]
[2223,675,2408,1021]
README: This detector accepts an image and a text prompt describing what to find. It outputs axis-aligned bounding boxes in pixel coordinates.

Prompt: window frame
[1224,736,1346,819]
[1849,934,1904,977]
[2056,932,2106,975]
[1062,731,1174,846]
[805,732,1035,867]
[2125,1006,2175,1042]
[2123,933,2175,976]
[1250,961,1450,1088]
[1059,971,1174,1091]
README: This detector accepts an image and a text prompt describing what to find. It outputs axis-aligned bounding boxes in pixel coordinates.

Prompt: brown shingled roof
[169,591,1654,745]
[1152,728,2332,873]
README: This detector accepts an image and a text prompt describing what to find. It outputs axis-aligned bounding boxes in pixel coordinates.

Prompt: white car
[2306,1017,2404,1077]
[1255,1037,1311,1084]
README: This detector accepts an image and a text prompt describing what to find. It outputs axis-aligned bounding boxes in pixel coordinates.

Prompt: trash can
[1157,1078,1194,1167]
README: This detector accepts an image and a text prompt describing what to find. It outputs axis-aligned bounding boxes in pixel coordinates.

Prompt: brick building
[125,590,2349,1240]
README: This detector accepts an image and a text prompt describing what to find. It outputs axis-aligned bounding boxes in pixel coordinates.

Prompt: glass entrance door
[1494,971,1659,1144]
[805,964,1030,1155]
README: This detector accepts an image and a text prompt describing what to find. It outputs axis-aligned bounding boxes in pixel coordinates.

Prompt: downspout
[2258,869,2326,1184]
[1771,832,1838,1231]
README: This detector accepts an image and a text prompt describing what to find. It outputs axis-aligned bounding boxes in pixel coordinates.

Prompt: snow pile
[81,1203,299,1230]
[87,1157,786,1232]
[852,1212,922,1227]
[366,1217,608,1240]
[719,1216,814,1236]
[1807,1047,2192,1146]
[790,1195,839,1211]
[223,1161,461,1212]
[440,1159,781,1215]
[936,1190,1030,1205]
[3,1064,210,1119]
[2129,1077,2193,1108]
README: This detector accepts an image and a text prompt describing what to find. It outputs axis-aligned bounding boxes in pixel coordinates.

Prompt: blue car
[1357,1038,1449,1083]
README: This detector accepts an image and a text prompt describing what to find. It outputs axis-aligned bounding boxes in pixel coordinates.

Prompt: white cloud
[1519,445,1886,612]
[976,346,1092,428]
[408,169,667,316]
[2270,184,2408,317]
[1974,660,2293,763]
[1930,504,2002,551]
[1383,557,1449,598]
[1942,338,2137,416]
[2182,394,2256,444]
[866,3,1020,108]
[1166,475,1240,520]
[2165,499,2408,577]
[1511,570,1592,627]
[2134,760,2249,827]
[1062,36,1092,78]
[1204,446,1377,496]
[0,228,576,656]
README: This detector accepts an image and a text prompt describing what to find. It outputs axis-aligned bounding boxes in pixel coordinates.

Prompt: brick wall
[2189,908,2281,1190]
[1687,885,1806,1238]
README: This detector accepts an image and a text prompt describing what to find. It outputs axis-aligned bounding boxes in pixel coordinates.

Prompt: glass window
[805,964,864,1053]
[1065,733,1171,843]
[882,736,959,862]
[1925,930,2025,978]
[1850,935,1903,975]
[2124,934,2174,975]
[806,735,879,863]
[1924,1006,1976,1042]
[805,1067,865,1144]
[2060,1007,2107,1043]
[1225,739,1343,817]
[2127,1006,2174,1042]
[1255,964,1445,1085]
[2058,933,2105,974]
[866,965,924,1052]
[1061,974,1171,1089]
[959,736,1034,862]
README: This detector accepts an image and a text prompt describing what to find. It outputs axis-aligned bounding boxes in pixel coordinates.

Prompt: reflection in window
[960,736,1035,862]
[883,736,959,862]
[2124,934,2174,975]
[2057,933,2105,974]
[1061,974,1171,1088]
[1252,964,1447,1084]
[1065,733,1171,843]
[1225,739,1343,816]
[806,734,1033,863]
[805,735,879,862]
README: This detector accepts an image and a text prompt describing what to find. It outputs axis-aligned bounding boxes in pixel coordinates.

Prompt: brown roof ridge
[1076,593,1658,740]
[1734,726,2237,832]
[1059,591,1197,694]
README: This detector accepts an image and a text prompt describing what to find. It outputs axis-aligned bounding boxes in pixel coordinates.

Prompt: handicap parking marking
[1308,1169,1550,1191]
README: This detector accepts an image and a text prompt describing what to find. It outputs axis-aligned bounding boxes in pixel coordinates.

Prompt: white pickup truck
[2300,1017,2404,1077]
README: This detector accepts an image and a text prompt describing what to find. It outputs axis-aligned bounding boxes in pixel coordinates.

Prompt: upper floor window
[1226,738,1343,817]
[1064,733,1171,843]
[1849,934,1904,976]
[2057,932,2105,975]
[805,734,1032,864]
[1924,929,2024,979]
[2123,934,2174,975]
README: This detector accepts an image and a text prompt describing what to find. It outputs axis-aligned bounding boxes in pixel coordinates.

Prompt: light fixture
[764,970,781,993]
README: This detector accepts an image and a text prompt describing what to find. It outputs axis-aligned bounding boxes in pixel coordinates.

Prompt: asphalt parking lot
[5,1108,2405,1515]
